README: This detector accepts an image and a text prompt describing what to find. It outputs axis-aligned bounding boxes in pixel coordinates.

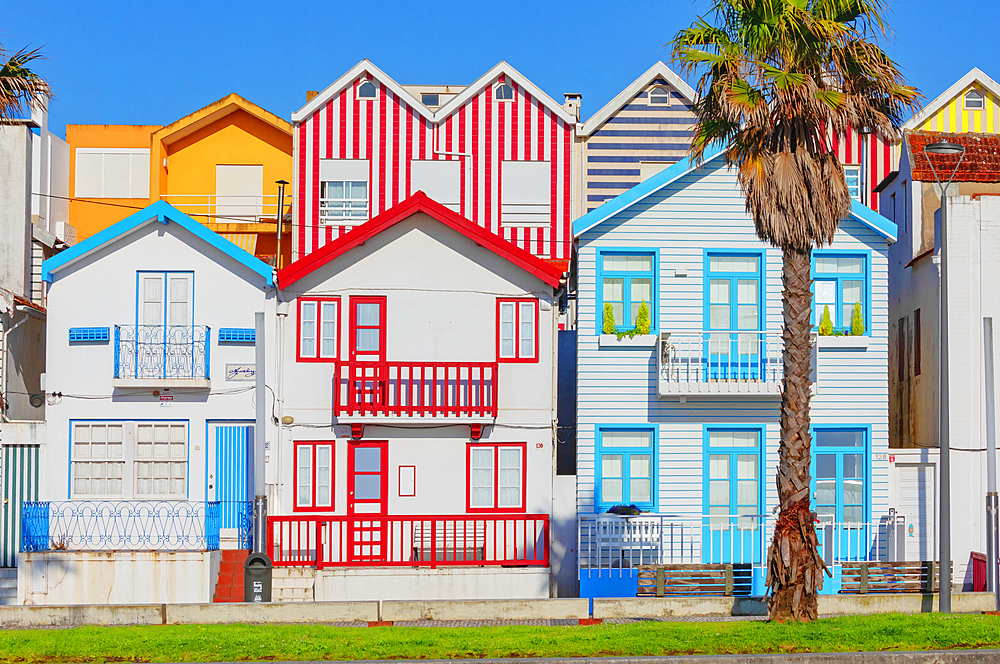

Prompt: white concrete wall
[0,125,33,296]
[18,550,219,605]
[43,217,276,504]
[316,566,551,601]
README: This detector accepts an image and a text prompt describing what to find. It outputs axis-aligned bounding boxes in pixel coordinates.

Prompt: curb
[285,651,1000,663]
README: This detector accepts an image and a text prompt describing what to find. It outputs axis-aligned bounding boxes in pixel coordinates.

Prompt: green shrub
[819,305,834,336]
[635,301,651,335]
[603,302,615,334]
[851,302,866,336]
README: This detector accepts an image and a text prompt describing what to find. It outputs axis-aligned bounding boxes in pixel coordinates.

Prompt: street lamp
[923,139,966,613]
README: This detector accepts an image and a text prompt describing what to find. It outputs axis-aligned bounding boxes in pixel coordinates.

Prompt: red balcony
[267,514,549,568]
[333,361,498,419]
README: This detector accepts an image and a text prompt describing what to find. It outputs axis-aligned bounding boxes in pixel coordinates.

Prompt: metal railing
[22,500,226,552]
[114,325,210,380]
[333,361,498,418]
[578,513,904,577]
[160,194,291,223]
[658,331,783,386]
[268,514,548,568]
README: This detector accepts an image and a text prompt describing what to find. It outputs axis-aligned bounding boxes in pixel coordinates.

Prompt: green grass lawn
[0,614,998,662]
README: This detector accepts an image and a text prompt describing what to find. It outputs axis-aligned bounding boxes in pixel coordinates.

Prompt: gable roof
[904,68,1000,131]
[580,62,698,136]
[153,93,292,145]
[292,60,574,125]
[277,192,564,289]
[41,200,275,286]
[572,146,897,242]
[906,131,1000,183]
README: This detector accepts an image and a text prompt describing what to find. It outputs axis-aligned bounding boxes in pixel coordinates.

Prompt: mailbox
[244,551,272,602]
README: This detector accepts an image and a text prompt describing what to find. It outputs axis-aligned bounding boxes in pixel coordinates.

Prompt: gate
[1,445,39,566]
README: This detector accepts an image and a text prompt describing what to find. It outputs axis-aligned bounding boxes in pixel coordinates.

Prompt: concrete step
[274,585,313,601]
[272,566,315,602]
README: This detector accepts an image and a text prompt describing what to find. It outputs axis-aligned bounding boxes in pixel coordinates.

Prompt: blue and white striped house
[572,147,898,598]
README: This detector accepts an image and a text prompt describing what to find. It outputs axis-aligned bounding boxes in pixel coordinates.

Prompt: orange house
[67,94,293,266]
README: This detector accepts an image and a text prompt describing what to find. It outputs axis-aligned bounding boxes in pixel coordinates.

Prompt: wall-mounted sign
[226,364,256,381]
[159,395,173,408]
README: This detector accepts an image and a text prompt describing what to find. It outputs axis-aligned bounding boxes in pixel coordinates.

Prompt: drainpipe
[275,299,289,508]
[253,311,267,554]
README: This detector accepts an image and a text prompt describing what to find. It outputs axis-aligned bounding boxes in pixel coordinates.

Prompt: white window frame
[843,165,862,201]
[71,421,188,500]
[319,180,369,226]
[494,83,515,102]
[648,86,671,106]
[357,80,377,100]
[965,89,985,110]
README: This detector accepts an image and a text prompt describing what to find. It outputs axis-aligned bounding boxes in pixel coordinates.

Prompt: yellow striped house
[904,68,1000,135]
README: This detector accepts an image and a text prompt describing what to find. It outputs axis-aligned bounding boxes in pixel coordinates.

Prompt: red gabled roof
[907,131,1000,183]
[277,192,565,289]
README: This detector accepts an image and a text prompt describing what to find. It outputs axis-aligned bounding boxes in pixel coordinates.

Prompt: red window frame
[296,296,340,362]
[466,442,527,513]
[349,296,387,362]
[496,298,539,363]
[293,441,336,512]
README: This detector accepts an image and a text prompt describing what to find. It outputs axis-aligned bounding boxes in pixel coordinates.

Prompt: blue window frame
[702,426,764,564]
[813,252,869,332]
[597,250,656,334]
[595,427,656,511]
[703,252,764,379]
[811,427,869,526]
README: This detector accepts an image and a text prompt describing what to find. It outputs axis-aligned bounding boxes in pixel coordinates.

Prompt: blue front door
[812,428,869,561]
[212,424,252,531]
[705,254,762,380]
[704,429,762,564]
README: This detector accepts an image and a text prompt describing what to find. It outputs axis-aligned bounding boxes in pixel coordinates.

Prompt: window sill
[112,378,211,389]
[599,334,657,348]
[816,335,869,350]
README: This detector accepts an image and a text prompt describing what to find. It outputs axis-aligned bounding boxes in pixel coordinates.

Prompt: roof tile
[907,131,1000,183]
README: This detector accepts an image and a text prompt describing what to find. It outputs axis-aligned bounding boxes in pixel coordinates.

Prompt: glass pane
[603,278,623,302]
[630,454,651,479]
[631,279,652,304]
[843,505,864,524]
[737,305,758,331]
[500,302,514,324]
[317,446,332,506]
[499,448,521,473]
[815,256,839,274]
[143,277,162,302]
[816,454,837,478]
[354,447,381,472]
[816,505,836,525]
[611,303,624,327]
[844,453,863,478]
[709,479,729,506]
[355,328,380,352]
[325,181,345,199]
[298,447,312,505]
[815,280,836,305]
[839,257,864,273]
[602,430,652,448]
[601,455,623,479]
[843,479,864,506]
[143,303,161,325]
[816,479,837,505]
[710,255,758,273]
[736,454,757,479]
[710,430,758,448]
[630,479,651,503]
[471,485,492,508]
[710,305,730,330]
[816,430,864,447]
[710,279,730,304]
[602,478,623,503]
[603,254,651,272]
[501,337,514,357]
[709,454,729,480]
[737,480,757,506]
[471,447,493,471]
[737,279,757,304]
[356,302,380,326]
[350,181,368,200]
[353,474,380,500]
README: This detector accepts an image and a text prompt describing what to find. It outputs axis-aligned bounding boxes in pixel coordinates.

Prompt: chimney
[563,93,582,121]
[306,91,319,102]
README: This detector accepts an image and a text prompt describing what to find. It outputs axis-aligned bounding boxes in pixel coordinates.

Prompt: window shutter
[501,161,550,225]
[75,151,104,198]
[216,165,264,220]
[410,160,461,211]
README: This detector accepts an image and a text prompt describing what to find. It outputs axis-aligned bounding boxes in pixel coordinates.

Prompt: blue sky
[5,0,1000,136]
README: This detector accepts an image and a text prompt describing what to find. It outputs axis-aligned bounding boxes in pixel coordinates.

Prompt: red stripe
[353,81,360,160]
[392,94,400,207]
[472,97,479,223]
[511,82,519,162]
[549,110,557,261]
[498,91,505,241]
[297,124,306,259]
[379,84,387,215]
[325,100,333,159]
[419,115,427,166]
[524,88,531,160]
[406,108,413,196]
[312,116,321,252]
[485,86,493,232]
[562,120,571,261]
[459,106,466,218]
[339,90,347,159]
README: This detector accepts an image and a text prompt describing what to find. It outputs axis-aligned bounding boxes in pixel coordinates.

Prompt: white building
[28,201,275,604]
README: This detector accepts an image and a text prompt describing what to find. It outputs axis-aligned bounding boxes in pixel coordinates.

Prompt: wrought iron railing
[578,513,904,577]
[333,361,498,418]
[268,514,548,568]
[114,325,211,380]
[21,501,224,552]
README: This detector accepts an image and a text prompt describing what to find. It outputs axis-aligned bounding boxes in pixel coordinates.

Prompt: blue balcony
[114,325,211,387]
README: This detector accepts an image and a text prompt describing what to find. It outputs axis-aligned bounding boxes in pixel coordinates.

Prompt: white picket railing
[578,514,906,578]
[657,331,784,395]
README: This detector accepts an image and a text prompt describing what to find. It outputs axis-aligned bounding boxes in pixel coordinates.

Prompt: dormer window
[422,93,440,107]
[965,89,985,110]
[358,80,377,100]
[495,83,514,101]
[648,86,670,105]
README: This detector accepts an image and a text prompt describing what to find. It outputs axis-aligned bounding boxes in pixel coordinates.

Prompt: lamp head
[925,141,966,156]
[275,179,290,185]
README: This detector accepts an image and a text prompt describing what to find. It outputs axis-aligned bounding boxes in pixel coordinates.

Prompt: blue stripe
[587,156,680,164]
[216,424,250,528]
[589,143,692,151]
[588,181,644,190]
[592,130,694,138]
[606,117,693,125]
[621,104,693,112]
[588,194,619,202]
[587,169,640,177]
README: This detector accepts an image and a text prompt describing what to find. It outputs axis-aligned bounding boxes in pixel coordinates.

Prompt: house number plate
[872,453,889,461]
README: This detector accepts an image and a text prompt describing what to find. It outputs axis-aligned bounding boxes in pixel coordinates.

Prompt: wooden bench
[637,564,752,597]
[840,561,950,593]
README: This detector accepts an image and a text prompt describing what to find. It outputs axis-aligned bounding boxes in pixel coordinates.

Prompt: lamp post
[275,180,289,269]
[923,139,966,613]
[984,317,999,610]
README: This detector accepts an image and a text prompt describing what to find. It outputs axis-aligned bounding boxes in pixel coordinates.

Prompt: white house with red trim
[291,60,579,270]
[267,192,567,600]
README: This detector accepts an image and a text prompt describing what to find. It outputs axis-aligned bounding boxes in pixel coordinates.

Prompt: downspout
[274,280,288,510]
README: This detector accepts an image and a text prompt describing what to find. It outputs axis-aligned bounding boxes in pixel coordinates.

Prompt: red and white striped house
[829,126,897,213]
[291,60,578,268]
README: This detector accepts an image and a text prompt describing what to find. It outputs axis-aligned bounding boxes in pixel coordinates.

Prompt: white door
[137,273,194,378]
[896,463,936,561]
[216,164,263,220]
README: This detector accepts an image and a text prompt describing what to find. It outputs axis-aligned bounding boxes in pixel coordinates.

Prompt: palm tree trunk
[766,245,825,622]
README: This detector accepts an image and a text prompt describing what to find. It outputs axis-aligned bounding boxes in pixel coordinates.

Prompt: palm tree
[0,44,52,120]
[671,0,918,622]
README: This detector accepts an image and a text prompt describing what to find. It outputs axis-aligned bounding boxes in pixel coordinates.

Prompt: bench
[637,564,752,596]
[840,561,949,593]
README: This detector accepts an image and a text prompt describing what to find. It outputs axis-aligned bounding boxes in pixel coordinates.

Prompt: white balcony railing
[657,331,784,396]
[160,194,291,223]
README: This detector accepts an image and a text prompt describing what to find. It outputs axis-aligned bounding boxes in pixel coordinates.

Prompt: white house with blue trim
[572,147,898,598]
[25,201,275,604]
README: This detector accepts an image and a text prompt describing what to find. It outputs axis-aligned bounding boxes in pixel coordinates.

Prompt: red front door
[349,296,387,410]
[347,441,388,562]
